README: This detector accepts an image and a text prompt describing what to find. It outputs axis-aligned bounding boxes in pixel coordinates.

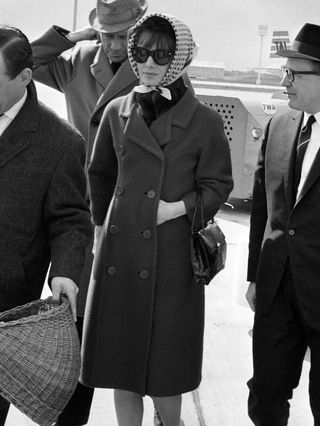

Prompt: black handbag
[190,192,227,285]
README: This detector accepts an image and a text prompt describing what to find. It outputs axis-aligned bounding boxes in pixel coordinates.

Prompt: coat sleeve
[45,135,92,284]
[246,119,270,282]
[182,108,234,227]
[88,105,118,226]
[31,26,77,92]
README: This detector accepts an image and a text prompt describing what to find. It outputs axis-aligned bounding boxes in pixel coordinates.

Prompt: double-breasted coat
[31,26,139,313]
[0,82,91,312]
[80,88,233,396]
[248,110,320,326]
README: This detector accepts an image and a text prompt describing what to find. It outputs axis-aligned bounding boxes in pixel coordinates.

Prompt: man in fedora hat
[30,1,148,425]
[246,23,320,425]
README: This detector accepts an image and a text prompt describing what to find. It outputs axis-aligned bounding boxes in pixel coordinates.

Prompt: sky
[1,0,320,70]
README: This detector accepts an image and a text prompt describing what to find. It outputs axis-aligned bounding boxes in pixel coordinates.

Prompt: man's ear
[19,68,32,86]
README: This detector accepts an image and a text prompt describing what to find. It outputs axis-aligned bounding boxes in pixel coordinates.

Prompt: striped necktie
[294,114,316,194]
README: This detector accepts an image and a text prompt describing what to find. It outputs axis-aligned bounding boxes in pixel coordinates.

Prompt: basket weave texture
[0,297,80,426]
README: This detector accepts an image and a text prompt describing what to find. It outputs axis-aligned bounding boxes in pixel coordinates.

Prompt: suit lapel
[283,111,303,208]
[297,137,320,203]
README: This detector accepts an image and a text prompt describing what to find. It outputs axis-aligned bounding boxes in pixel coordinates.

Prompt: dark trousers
[57,316,94,426]
[248,265,320,425]
[0,396,9,426]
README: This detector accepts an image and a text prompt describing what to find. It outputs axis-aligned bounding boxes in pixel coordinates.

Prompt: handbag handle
[191,192,205,233]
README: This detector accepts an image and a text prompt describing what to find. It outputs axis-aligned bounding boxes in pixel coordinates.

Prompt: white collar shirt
[0,90,27,137]
[296,111,320,201]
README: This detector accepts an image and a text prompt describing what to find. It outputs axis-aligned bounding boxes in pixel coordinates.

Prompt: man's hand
[51,276,78,321]
[246,281,256,312]
[66,26,98,43]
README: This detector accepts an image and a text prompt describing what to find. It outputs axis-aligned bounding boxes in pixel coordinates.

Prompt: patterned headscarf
[128,13,197,90]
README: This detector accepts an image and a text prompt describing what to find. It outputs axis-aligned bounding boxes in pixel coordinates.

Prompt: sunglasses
[131,47,174,66]
[281,66,320,82]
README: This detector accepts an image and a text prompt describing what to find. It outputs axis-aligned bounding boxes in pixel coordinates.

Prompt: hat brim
[276,49,320,62]
[88,6,147,34]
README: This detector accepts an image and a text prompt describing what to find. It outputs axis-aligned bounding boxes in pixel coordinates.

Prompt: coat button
[116,185,124,195]
[139,270,149,279]
[142,229,152,239]
[107,266,116,275]
[146,190,156,199]
[110,225,119,234]
[91,118,100,127]
[288,229,295,236]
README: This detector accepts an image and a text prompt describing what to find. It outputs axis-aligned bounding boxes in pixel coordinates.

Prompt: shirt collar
[303,111,320,127]
[2,90,27,120]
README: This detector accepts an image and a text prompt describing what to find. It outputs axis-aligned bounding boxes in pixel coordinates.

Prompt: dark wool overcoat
[0,82,91,312]
[81,88,233,396]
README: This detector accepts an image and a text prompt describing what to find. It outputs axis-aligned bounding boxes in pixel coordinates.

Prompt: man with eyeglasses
[245,23,320,425]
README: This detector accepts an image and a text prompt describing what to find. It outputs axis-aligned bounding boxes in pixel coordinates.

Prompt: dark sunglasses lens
[132,47,149,63]
[154,50,172,65]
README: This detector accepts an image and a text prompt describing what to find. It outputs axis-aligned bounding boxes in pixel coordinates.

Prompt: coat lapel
[0,82,38,168]
[119,89,200,158]
[90,47,114,90]
[93,59,138,114]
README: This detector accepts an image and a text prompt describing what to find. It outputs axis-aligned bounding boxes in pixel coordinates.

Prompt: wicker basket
[0,297,80,426]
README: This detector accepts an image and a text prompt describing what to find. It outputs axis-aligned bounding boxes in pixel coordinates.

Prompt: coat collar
[90,46,114,89]
[119,88,200,157]
[92,50,138,114]
[0,81,38,168]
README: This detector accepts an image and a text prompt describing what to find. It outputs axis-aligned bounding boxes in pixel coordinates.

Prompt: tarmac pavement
[5,204,313,425]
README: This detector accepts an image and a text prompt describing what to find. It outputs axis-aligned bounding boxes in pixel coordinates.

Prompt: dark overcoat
[0,82,91,312]
[248,110,320,326]
[80,88,233,396]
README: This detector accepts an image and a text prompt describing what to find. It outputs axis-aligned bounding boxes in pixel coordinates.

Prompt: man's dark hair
[0,25,33,79]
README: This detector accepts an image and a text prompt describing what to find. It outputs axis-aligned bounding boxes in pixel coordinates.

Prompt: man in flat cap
[31,1,148,425]
[246,23,320,425]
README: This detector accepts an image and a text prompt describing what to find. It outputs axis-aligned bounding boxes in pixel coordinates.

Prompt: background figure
[31,1,148,424]
[246,23,320,426]
[81,13,233,426]
[0,25,91,425]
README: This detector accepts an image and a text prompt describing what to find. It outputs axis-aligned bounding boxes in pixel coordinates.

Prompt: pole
[72,0,78,31]
[256,34,263,85]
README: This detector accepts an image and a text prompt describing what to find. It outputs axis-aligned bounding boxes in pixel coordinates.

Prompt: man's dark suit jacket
[0,81,91,312]
[247,109,320,325]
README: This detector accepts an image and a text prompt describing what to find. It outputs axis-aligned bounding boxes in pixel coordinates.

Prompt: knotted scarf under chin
[134,77,187,127]
[134,85,172,100]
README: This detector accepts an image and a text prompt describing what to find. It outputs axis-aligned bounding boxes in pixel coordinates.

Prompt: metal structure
[193,82,289,199]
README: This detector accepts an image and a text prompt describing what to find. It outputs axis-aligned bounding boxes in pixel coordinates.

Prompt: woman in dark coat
[81,13,233,426]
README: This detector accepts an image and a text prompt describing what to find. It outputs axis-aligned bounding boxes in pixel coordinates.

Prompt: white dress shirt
[296,111,320,200]
[0,90,27,137]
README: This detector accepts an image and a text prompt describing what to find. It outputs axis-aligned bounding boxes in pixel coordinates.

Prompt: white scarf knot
[133,85,172,100]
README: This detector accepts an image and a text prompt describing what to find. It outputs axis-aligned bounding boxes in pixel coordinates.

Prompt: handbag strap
[191,192,205,233]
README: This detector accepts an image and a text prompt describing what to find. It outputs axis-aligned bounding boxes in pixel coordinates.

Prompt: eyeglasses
[131,47,174,66]
[281,66,320,82]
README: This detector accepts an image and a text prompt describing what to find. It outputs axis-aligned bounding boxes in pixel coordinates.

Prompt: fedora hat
[89,0,148,34]
[276,23,320,62]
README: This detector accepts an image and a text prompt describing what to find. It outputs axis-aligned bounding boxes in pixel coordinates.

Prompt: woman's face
[135,31,173,86]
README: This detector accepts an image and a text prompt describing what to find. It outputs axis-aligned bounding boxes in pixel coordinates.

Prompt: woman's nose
[145,55,156,66]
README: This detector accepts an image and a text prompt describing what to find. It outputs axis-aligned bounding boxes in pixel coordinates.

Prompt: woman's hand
[157,200,186,225]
